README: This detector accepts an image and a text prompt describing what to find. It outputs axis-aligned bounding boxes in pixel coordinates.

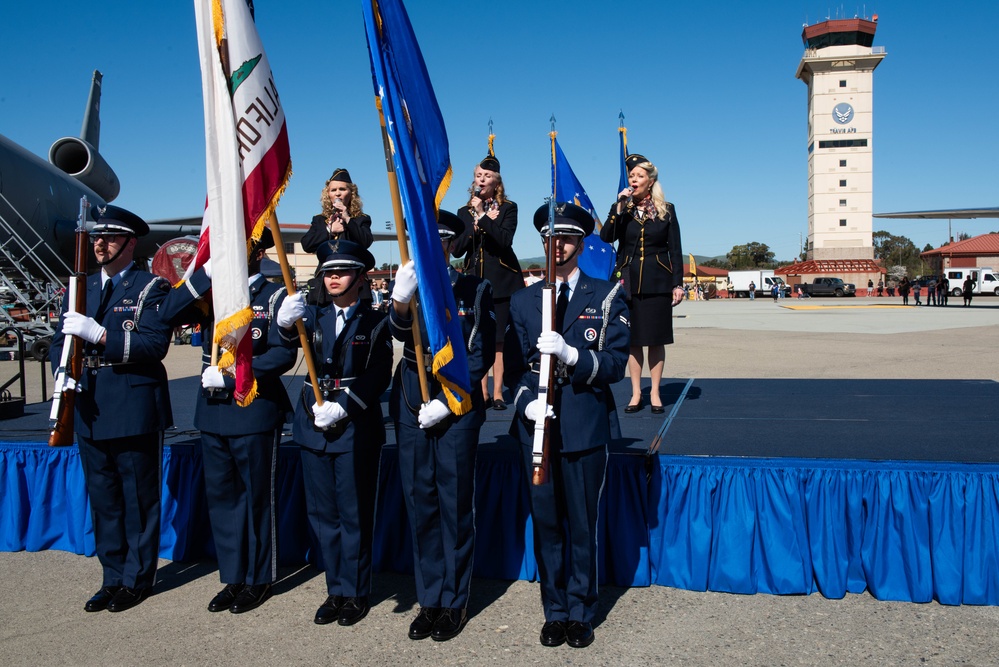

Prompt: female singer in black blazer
[600,154,684,414]
[452,156,525,409]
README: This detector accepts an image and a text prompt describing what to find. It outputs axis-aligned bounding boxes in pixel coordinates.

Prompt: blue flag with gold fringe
[552,138,615,280]
[362,0,471,414]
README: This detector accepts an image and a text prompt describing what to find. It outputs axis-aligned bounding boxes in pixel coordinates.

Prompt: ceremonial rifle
[49,196,89,447]
[532,196,557,485]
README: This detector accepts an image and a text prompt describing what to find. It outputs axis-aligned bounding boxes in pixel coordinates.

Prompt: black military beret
[437,210,465,239]
[316,238,375,275]
[91,205,149,237]
[479,156,500,173]
[328,168,352,184]
[625,153,650,173]
[532,202,594,237]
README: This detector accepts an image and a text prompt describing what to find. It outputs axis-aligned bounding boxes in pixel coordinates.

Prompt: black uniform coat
[389,267,496,428]
[300,213,374,253]
[50,268,173,439]
[453,201,525,300]
[600,201,683,296]
[159,269,295,435]
[281,304,392,453]
[504,273,630,452]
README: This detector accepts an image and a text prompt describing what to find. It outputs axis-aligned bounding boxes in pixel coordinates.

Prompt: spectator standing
[876,278,884,297]
[867,279,874,297]
[899,277,910,305]
[963,276,974,306]
[748,281,756,300]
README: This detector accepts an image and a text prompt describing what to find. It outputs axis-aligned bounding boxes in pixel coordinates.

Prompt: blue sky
[3,1,997,268]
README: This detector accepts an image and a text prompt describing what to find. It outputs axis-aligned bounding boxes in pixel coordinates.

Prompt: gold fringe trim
[212,0,225,48]
[487,133,495,157]
[432,340,472,416]
[247,160,293,257]
[434,164,452,212]
[213,306,255,405]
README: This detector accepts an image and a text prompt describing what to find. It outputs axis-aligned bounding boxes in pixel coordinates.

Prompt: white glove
[392,261,418,304]
[53,370,78,394]
[418,399,451,429]
[201,366,227,390]
[202,258,212,279]
[276,292,305,328]
[312,401,347,430]
[537,331,578,366]
[525,398,555,423]
[62,311,107,345]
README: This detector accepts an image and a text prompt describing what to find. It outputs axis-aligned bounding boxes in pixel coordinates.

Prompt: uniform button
[91,370,98,376]
[326,358,332,363]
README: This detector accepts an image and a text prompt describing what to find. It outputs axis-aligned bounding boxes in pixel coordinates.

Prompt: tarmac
[2,296,999,666]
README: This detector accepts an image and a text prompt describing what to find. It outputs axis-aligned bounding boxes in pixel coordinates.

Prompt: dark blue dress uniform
[389,260,495,616]
[279,243,393,605]
[504,204,630,633]
[50,210,173,601]
[159,267,295,590]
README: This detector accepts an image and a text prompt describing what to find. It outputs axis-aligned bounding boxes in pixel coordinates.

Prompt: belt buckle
[84,356,100,369]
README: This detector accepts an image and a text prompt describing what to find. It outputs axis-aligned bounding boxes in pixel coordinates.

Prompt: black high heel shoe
[624,399,643,413]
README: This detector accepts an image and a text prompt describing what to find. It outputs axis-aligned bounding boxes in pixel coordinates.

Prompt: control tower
[796,17,886,260]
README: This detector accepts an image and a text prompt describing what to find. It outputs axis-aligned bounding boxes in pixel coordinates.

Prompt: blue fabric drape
[650,456,999,605]
[4,441,999,604]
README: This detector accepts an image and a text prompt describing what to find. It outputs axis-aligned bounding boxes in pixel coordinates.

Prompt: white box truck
[728,270,786,298]
[944,267,998,296]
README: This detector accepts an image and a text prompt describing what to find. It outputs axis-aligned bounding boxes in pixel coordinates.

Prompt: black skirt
[628,293,674,347]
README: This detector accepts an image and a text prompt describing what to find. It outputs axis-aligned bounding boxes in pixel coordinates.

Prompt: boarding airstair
[0,190,70,361]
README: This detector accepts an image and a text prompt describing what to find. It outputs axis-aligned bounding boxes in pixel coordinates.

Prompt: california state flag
[193,0,291,406]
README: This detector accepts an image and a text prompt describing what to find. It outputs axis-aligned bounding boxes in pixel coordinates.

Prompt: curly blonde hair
[320,173,364,219]
[634,160,669,219]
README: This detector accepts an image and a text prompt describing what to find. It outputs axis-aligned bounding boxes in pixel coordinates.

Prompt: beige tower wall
[799,41,885,261]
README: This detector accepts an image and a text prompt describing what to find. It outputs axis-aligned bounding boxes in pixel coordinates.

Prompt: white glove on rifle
[276,292,305,328]
[537,331,578,366]
[202,258,212,279]
[201,366,227,390]
[525,397,555,423]
[312,401,347,430]
[418,399,451,429]
[53,370,78,395]
[392,261,418,304]
[62,311,107,345]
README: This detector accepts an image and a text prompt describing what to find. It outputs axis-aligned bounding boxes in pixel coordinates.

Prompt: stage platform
[2,373,998,605]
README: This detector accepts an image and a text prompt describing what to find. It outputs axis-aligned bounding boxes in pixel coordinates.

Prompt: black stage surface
[6,372,997,463]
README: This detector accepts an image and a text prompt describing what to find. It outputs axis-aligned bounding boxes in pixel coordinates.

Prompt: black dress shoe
[431,607,468,642]
[85,585,121,612]
[229,583,271,614]
[337,597,369,626]
[651,404,665,414]
[566,621,595,648]
[107,586,149,613]
[624,400,644,413]
[314,595,345,625]
[540,620,567,647]
[208,583,244,612]
[492,399,507,411]
[408,607,442,640]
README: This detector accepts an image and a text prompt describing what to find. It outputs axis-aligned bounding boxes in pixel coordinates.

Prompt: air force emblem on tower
[832,103,854,125]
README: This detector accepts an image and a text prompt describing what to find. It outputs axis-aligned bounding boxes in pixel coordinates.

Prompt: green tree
[873,231,924,276]
[726,242,775,269]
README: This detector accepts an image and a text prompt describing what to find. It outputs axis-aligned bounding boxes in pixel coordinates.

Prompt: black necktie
[96,279,114,323]
[555,283,569,333]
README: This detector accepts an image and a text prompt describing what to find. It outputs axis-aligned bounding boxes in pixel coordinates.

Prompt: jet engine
[48,137,120,203]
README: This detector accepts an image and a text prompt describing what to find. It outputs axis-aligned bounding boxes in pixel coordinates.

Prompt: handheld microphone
[473,186,481,197]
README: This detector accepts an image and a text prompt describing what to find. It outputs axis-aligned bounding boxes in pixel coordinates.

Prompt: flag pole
[375,96,431,402]
[268,213,324,405]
